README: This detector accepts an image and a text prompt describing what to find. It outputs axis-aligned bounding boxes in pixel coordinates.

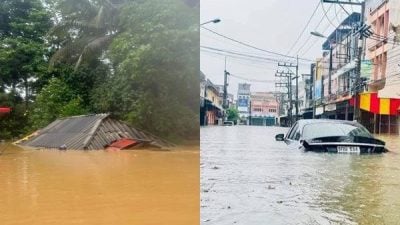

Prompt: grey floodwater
[201,126,400,225]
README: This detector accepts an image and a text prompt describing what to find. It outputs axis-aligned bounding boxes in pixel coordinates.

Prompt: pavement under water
[201,125,400,225]
[0,143,199,225]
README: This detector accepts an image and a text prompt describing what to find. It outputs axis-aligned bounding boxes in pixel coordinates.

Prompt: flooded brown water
[0,143,199,225]
[201,126,400,225]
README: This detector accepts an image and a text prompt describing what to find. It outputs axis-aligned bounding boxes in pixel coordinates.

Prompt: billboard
[314,79,322,100]
[237,98,248,107]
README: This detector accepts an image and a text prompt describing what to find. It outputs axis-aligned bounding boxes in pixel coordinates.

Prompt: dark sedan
[275,119,387,153]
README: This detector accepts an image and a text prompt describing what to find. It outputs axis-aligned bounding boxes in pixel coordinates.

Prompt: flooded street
[0,144,199,225]
[201,126,400,225]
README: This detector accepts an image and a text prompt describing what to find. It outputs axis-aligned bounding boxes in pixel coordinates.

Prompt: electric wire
[286,1,321,55]
[201,26,313,62]
[296,4,334,56]
[229,73,276,83]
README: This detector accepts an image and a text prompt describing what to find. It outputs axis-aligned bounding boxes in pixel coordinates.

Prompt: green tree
[47,0,126,70]
[95,0,199,141]
[0,0,51,139]
[226,107,239,122]
[31,78,87,129]
[0,0,51,99]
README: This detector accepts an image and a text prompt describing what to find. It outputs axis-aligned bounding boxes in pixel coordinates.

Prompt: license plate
[337,146,360,153]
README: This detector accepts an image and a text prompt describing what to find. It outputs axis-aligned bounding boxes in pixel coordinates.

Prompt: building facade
[309,2,400,134]
[313,12,360,122]
[200,72,223,126]
[249,92,278,126]
[359,0,400,134]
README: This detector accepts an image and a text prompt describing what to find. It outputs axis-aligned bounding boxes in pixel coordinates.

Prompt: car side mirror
[275,134,284,141]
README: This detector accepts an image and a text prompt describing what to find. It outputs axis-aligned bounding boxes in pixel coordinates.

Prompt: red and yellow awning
[350,92,400,115]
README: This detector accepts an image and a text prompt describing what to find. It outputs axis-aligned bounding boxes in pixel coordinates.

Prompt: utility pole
[310,63,316,118]
[328,44,333,95]
[295,55,299,121]
[223,57,230,122]
[223,70,229,109]
[275,70,292,126]
[278,61,298,123]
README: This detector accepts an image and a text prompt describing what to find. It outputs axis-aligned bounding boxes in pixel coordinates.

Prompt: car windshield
[302,122,373,140]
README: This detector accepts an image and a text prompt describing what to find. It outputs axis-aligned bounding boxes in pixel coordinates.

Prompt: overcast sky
[200,0,360,97]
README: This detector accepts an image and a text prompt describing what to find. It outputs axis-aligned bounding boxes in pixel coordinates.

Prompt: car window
[302,122,372,140]
[287,122,299,140]
[294,130,301,140]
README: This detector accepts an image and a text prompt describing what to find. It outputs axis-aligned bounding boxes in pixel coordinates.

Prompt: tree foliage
[0,0,51,139]
[226,107,239,122]
[95,0,199,141]
[31,78,87,129]
[0,0,51,95]
[1,0,199,143]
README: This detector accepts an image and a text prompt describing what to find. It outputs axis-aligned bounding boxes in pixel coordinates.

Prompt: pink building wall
[366,1,389,88]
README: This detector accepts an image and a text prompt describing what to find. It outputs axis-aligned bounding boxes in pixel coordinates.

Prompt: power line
[338,3,351,16]
[201,47,311,67]
[201,26,313,62]
[200,49,280,65]
[296,4,334,55]
[201,46,293,63]
[229,73,276,83]
[321,0,338,28]
[286,1,321,55]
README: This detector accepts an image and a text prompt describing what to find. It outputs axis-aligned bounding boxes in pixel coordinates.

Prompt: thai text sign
[361,60,372,79]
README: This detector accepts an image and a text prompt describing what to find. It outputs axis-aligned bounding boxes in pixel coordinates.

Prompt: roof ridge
[81,114,110,149]
[57,113,110,120]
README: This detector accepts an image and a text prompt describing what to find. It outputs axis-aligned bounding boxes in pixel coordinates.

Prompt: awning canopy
[350,92,400,115]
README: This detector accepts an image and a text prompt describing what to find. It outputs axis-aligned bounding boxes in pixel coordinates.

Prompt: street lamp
[200,18,221,26]
[310,31,327,38]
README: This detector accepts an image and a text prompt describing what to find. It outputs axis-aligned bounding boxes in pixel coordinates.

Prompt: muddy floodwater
[0,143,199,225]
[201,126,400,225]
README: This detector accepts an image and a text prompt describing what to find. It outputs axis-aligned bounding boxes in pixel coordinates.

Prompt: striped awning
[350,92,400,115]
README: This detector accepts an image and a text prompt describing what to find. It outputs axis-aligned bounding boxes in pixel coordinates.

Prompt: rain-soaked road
[201,125,400,225]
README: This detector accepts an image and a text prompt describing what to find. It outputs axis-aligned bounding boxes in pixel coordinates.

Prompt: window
[302,123,372,140]
[287,122,299,140]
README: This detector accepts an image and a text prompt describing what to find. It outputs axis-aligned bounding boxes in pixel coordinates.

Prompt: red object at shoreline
[0,107,11,114]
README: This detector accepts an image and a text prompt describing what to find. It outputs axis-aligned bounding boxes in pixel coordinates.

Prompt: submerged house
[19,114,173,150]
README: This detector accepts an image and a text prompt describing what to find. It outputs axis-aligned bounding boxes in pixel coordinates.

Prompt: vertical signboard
[360,60,372,79]
[314,79,322,100]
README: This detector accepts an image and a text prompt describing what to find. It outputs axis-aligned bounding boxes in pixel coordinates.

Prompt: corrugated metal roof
[19,114,174,150]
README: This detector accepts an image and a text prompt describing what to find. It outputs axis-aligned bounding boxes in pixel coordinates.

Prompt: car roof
[296,119,361,129]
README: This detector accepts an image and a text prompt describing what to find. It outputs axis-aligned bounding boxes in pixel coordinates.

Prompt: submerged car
[223,121,234,126]
[275,119,387,153]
